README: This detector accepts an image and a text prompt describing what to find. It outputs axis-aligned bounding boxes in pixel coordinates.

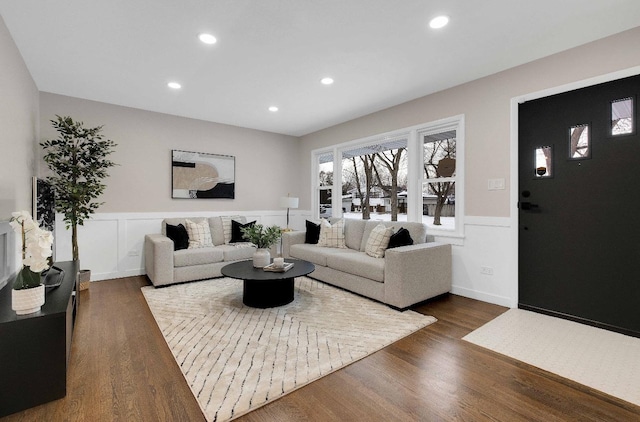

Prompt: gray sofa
[282,218,452,310]
[144,216,256,287]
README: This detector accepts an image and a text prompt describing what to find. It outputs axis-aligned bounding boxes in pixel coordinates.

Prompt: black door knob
[519,201,539,210]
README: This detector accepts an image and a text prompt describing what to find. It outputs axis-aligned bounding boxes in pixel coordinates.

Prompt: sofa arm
[281,231,306,258]
[144,234,175,286]
[384,242,452,309]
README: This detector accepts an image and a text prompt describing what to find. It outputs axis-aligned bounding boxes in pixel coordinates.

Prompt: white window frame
[311,114,465,240]
[311,149,338,220]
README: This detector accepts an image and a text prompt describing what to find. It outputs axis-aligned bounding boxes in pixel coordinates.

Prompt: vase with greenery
[40,115,117,276]
[240,224,282,267]
[10,210,54,314]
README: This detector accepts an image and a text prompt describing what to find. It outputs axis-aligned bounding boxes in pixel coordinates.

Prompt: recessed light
[429,15,449,29]
[198,33,217,45]
[167,82,182,89]
[268,106,279,112]
[320,77,334,85]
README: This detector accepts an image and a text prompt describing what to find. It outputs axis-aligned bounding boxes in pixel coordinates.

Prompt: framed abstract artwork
[172,150,235,199]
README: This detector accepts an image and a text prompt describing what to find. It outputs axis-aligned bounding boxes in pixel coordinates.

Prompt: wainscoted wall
[55,211,516,307]
[448,216,515,308]
[53,211,307,282]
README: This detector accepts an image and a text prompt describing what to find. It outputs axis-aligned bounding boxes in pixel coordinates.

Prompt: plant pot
[12,284,45,315]
[78,269,91,291]
[253,248,271,268]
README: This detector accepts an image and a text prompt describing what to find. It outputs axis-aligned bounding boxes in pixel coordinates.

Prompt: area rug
[463,308,640,406]
[142,277,435,422]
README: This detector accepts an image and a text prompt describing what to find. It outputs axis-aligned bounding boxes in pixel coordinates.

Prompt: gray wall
[0,15,38,219]
[298,26,640,218]
[39,93,302,213]
[0,15,39,279]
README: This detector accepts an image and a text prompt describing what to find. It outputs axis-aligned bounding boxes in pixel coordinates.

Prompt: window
[535,146,552,178]
[422,130,456,230]
[611,97,634,136]
[312,115,464,238]
[341,136,408,222]
[315,151,334,218]
[569,124,590,159]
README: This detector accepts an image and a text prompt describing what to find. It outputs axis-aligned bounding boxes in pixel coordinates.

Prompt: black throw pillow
[305,220,321,244]
[230,220,256,243]
[166,223,189,251]
[388,227,414,249]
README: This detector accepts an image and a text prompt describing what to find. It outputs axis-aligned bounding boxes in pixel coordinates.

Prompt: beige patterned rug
[142,277,435,422]
[463,308,640,407]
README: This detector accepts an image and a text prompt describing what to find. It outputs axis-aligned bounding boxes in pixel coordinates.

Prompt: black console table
[0,260,79,417]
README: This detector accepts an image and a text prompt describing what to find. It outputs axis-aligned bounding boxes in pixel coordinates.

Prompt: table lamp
[279,194,299,231]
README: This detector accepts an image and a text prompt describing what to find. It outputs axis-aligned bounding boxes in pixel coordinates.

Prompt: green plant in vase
[240,224,282,249]
[240,224,282,268]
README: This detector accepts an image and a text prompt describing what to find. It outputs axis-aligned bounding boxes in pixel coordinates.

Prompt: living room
[2,2,640,421]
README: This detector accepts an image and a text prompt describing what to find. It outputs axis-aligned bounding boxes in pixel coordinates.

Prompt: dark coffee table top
[221,258,315,281]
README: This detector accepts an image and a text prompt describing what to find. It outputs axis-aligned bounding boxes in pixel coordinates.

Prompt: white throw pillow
[317,219,346,248]
[365,224,393,258]
[185,219,213,249]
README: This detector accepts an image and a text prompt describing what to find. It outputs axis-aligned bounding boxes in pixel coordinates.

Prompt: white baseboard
[451,285,515,308]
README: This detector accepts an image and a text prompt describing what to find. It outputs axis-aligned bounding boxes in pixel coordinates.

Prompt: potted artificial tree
[40,115,117,290]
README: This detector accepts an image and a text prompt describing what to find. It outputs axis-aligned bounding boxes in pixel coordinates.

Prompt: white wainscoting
[452,216,516,308]
[54,212,517,308]
[53,211,304,282]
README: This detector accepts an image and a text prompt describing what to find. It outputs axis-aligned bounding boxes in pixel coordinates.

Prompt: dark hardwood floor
[2,276,638,421]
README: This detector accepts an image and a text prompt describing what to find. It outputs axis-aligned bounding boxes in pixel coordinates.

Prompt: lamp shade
[279,196,299,209]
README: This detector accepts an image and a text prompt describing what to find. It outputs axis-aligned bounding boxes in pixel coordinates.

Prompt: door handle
[519,201,539,211]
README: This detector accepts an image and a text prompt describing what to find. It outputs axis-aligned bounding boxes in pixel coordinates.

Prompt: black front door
[518,74,640,337]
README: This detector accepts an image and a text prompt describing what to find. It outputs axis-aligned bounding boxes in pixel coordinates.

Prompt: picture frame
[172,150,235,199]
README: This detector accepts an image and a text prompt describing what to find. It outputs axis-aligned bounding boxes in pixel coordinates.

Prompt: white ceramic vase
[12,284,45,315]
[253,248,271,268]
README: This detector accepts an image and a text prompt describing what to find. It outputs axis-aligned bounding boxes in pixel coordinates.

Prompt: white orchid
[10,210,54,275]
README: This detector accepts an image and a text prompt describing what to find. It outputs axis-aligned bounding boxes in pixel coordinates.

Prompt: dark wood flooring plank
[1,277,638,422]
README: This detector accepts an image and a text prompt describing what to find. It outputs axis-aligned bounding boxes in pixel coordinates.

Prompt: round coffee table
[221,258,315,308]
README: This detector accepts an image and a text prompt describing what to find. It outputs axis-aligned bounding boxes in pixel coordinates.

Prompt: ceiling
[2,1,640,137]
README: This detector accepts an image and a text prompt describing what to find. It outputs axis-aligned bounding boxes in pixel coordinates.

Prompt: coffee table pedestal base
[243,278,294,308]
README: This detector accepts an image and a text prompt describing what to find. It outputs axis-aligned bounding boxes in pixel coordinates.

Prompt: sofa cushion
[388,227,414,249]
[174,247,224,267]
[185,219,214,249]
[217,243,256,261]
[289,243,352,266]
[359,220,428,251]
[344,219,366,250]
[318,218,346,248]
[326,251,386,283]
[209,216,225,246]
[166,223,189,251]
[230,220,256,243]
[221,215,245,244]
[305,220,321,244]
[398,221,428,245]
[365,224,393,258]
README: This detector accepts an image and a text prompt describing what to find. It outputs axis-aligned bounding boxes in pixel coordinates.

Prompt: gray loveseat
[144,216,256,287]
[282,218,451,310]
